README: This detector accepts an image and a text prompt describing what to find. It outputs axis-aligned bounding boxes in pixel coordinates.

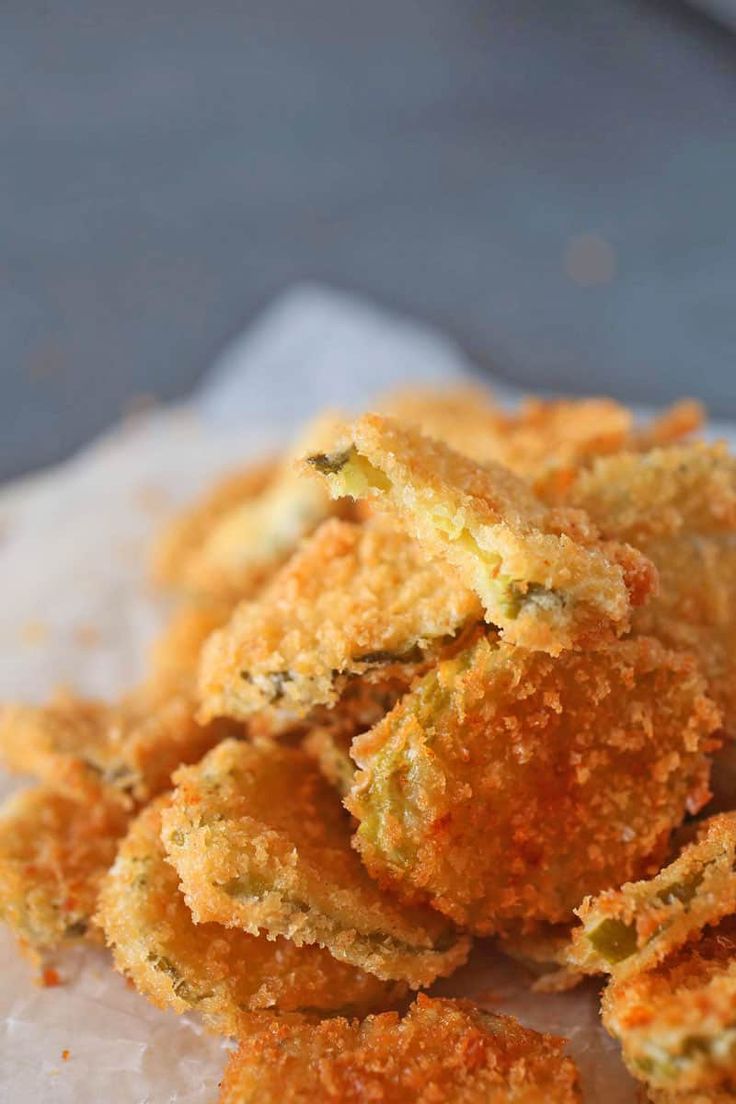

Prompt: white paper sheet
[5,282,723,1102]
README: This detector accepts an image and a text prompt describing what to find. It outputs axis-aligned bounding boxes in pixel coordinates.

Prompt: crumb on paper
[73,623,101,649]
[132,484,171,517]
[20,620,49,647]
[61,1049,70,1061]
[41,966,61,988]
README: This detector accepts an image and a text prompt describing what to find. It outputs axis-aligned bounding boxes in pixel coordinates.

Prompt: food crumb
[73,623,101,649]
[61,1049,70,1062]
[20,620,48,646]
[41,966,61,988]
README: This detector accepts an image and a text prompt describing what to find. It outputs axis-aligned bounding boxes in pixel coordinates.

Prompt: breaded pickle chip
[602,917,736,1099]
[497,924,582,993]
[0,686,233,807]
[383,386,701,476]
[161,740,470,987]
[0,786,128,953]
[560,443,736,731]
[147,599,232,695]
[98,799,404,1032]
[198,514,481,722]
[306,414,655,654]
[151,458,277,590]
[219,994,582,1104]
[347,635,719,934]
[570,813,736,981]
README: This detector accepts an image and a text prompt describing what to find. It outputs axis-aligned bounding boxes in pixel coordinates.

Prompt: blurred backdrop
[2,0,735,481]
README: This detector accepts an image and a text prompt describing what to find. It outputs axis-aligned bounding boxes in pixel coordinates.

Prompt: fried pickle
[98,798,404,1032]
[219,994,582,1104]
[569,813,736,981]
[347,635,719,934]
[197,514,481,722]
[151,458,277,589]
[0,786,128,954]
[559,442,736,731]
[161,739,470,987]
[306,414,655,654]
[383,385,702,476]
[0,685,233,807]
[602,916,736,1099]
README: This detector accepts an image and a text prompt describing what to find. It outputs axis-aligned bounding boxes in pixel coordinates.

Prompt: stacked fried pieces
[1,384,735,1101]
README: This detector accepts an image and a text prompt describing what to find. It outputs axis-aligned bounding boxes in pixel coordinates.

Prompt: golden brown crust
[219,994,582,1103]
[602,917,736,1098]
[197,514,481,722]
[0,786,128,954]
[347,635,719,934]
[161,739,470,987]
[98,798,404,1033]
[0,686,235,808]
[570,813,736,981]
[558,443,736,732]
[150,459,277,590]
[306,414,656,654]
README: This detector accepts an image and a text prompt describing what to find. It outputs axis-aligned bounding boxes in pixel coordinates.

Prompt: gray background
[2,0,735,482]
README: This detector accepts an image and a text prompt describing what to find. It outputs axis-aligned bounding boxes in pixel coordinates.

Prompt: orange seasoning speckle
[61,1049,70,1062]
[42,966,61,987]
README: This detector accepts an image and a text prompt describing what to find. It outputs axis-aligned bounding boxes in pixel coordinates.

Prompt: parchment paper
[5,283,724,1102]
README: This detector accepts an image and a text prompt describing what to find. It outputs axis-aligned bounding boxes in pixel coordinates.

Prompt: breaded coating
[383,386,701,476]
[306,414,656,654]
[347,635,719,934]
[161,740,470,987]
[602,917,736,1099]
[98,799,404,1033]
[198,514,481,722]
[0,786,128,954]
[569,813,736,981]
[0,685,234,808]
[148,599,232,695]
[560,443,736,731]
[173,415,345,601]
[219,994,582,1104]
[151,458,277,589]
[304,678,408,795]
[498,925,583,993]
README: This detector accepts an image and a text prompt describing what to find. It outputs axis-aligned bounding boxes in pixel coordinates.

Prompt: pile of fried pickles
[2,384,736,1102]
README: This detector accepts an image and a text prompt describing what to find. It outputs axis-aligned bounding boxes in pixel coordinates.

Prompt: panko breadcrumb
[602,917,736,1098]
[198,514,481,722]
[559,443,736,732]
[0,686,235,807]
[347,635,719,933]
[0,786,128,954]
[161,739,470,987]
[306,414,656,654]
[569,813,736,981]
[98,798,404,1032]
[150,458,277,590]
[219,994,582,1103]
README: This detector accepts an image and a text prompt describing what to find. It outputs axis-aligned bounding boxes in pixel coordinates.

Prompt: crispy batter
[0,685,235,807]
[0,786,128,954]
[161,739,470,987]
[197,514,481,722]
[181,415,346,601]
[219,994,581,1103]
[304,679,408,795]
[150,459,277,589]
[347,635,719,934]
[383,386,701,476]
[98,799,404,1032]
[602,917,736,1098]
[569,813,736,981]
[559,443,736,731]
[305,414,656,654]
[147,599,232,695]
